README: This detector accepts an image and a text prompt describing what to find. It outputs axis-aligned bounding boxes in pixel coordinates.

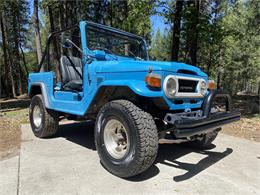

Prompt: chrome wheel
[103,119,129,159]
[33,105,42,129]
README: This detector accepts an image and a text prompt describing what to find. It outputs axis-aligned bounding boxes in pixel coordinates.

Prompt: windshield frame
[84,21,149,60]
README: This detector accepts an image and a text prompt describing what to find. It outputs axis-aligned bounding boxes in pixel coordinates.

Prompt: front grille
[178,79,198,93]
[164,75,205,98]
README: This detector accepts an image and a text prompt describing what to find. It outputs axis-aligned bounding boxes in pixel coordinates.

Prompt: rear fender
[28,72,54,109]
[28,83,50,108]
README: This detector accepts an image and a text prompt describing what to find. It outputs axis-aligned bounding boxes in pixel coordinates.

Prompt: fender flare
[29,82,50,108]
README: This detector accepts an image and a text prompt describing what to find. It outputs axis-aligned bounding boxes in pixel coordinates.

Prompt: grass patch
[3,108,29,124]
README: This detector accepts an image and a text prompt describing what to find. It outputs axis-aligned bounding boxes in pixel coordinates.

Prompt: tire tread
[30,95,58,138]
[96,100,158,177]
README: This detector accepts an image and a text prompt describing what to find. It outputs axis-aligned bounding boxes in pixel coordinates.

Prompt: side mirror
[93,50,106,60]
[62,40,72,49]
[60,33,72,48]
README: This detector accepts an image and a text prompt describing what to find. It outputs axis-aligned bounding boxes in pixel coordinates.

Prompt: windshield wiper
[127,50,143,60]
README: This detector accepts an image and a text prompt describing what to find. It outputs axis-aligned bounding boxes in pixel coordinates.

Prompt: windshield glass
[86,25,147,60]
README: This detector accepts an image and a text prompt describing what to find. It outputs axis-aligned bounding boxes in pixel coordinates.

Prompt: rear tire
[29,95,59,138]
[95,100,158,178]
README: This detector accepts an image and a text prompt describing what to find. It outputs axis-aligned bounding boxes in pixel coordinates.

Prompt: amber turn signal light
[208,80,216,90]
[145,73,161,88]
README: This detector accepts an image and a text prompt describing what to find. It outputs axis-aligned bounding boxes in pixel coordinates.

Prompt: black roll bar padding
[202,90,233,117]
[37,25,79,72]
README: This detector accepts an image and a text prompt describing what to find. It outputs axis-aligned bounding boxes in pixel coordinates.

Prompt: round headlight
[165,77,177,98]
[200,80,207,96]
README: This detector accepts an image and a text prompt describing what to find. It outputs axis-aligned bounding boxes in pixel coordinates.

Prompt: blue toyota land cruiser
[28,21,240,178]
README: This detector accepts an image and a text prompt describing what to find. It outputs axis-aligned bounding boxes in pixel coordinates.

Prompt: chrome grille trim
[163,75,207,98]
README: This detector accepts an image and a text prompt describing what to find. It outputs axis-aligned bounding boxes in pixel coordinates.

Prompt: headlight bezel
[163,75,208,98]
[163,75,178,98]
[199,80,207,96]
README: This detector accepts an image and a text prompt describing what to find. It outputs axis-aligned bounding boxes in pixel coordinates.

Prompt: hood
[95,60,207,77]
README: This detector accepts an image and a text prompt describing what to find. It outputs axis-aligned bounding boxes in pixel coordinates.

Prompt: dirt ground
[0,95,259,160]
[0,118,21,160]
[222,116,260,142]
[0,97,29,160]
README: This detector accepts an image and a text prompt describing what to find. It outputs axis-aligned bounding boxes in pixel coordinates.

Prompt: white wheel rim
[103,119,129,159]
[33,105,42,129]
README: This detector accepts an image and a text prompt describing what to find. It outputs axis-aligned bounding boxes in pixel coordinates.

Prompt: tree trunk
[185,0,200,66]
[33,0,43,66]
[110,0,113,27]
[17,62,23,95]
[12,10,23,95]
[48,6,61,81]
[257,81,260,95]
[97,0,107,24]
[171,0,183,61]
[0,13,10,97]
[207,50,212,76]
[2,12,16,97]
[59,1,65,29]
[217,71,221,89]
[9,65,16,98]
[59,1,65,54]
[66,1,72,27]
[6,46,16,98]
[19,44,28,76]
[75,0,81,22]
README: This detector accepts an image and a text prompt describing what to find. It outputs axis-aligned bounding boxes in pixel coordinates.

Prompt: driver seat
[60,56,83,91]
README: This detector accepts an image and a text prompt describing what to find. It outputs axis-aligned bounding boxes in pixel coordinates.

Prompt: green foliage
[212,0,260,94]
[149,28,171,61]
[1,0,259,97]
[24,52,38,72]
[0,0,30,96]
[121,0,154,44]
[150,0,259,94]
[37,0,153,62]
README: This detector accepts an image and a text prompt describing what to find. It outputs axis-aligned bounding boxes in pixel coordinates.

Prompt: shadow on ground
[0,99,30,110]
[54,121,233,182]
[157,144,232,182]
[56,121,96,150]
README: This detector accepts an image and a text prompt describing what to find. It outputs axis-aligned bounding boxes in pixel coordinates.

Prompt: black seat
[60,56,83,91]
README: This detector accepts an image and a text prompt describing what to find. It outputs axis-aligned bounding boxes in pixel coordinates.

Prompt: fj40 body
[28,21,240,178]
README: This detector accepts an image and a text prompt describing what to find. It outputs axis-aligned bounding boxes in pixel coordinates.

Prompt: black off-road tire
[29,95,59,138]
[187,130,219,149]
[95,100,158,178]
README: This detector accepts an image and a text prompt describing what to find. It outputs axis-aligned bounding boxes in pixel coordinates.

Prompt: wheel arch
[86,86,144,116]
[29,83,50,108]
[86,85,170,119]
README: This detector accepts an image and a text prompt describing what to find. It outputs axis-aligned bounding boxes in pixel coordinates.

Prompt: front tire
[29,95,59,138]
[95,100,158,178]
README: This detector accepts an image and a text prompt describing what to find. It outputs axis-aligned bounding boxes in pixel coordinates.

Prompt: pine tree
[0,0,29,97]
[33,0,43,65]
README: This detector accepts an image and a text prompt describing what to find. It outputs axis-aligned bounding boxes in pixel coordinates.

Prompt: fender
[28,82,51,108]
[98,80,163,98]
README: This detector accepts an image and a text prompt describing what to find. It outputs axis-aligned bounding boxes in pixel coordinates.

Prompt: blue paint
[54,91,81,101]
[28,21,209,116]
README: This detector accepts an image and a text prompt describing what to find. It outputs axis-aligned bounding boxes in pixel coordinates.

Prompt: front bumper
[164,90,241,138]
